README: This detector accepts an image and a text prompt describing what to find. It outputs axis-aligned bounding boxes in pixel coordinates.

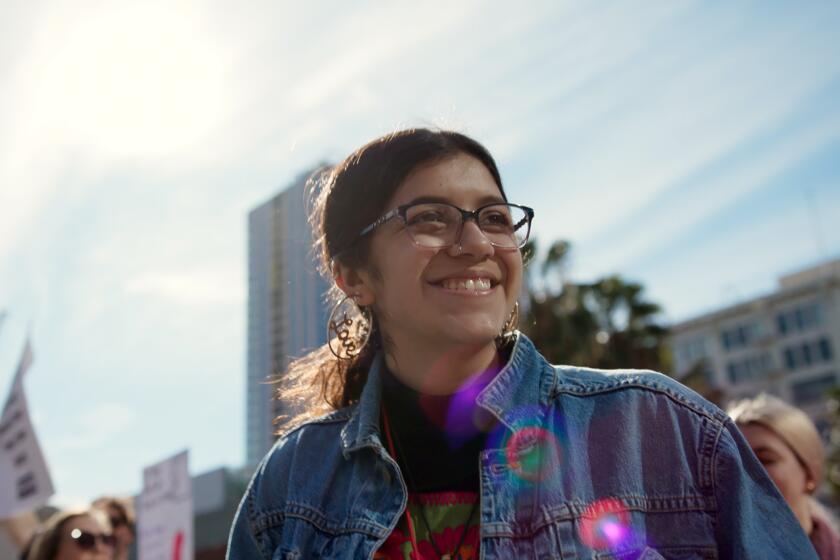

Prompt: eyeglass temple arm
[359,208,401,236]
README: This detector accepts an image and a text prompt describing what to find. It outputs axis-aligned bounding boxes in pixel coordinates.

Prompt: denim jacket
[228,334,816,559]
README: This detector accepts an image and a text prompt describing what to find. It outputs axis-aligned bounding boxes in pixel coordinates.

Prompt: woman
[229,128,814,559]
[28,508,114,560]
[92,497,134,560]
[729,393,840,559]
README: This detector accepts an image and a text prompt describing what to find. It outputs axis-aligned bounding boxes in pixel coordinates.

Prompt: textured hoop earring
[327,295,373,360]
[502,301,520,335]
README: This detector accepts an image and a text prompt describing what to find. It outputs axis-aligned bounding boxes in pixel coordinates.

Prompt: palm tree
[521,240,668,370]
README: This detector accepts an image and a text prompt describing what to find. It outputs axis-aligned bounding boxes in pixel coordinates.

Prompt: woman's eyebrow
[752,446,779,457]
[403,194,507,206]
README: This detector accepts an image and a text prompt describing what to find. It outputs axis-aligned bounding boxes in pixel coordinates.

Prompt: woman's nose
[447,219,494,258]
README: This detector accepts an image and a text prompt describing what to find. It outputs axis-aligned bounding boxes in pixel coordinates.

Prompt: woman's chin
[435,317,504,347]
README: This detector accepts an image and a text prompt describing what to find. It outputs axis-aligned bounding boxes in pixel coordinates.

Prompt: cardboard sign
[0,340,55,518]
[138,450,193,560]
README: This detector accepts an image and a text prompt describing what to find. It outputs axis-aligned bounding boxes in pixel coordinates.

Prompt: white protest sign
[138,450,193,560]
[0,339,55,518]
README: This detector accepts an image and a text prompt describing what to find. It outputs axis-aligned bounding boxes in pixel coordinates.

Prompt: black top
[380,362,502,493]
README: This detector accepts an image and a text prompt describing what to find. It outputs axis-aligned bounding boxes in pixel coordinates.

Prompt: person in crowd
[228,128,815,558]
[92,497,134,560]
[729,393,840,559]
[27,507,114,560]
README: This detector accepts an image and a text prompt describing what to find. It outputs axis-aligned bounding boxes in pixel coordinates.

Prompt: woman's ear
[333,261,375,306]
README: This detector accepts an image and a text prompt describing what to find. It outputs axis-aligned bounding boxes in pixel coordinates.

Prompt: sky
[1,0,839,507]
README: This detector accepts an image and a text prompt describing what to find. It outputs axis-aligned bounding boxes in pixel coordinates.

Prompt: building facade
[246,167,330,467]
[668,259,840,430]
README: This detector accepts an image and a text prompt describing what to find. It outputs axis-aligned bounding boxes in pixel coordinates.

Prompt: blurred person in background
[229,128,815,558]
[729,393,840,559]
[92,497,134,560]
[27,508,114,560]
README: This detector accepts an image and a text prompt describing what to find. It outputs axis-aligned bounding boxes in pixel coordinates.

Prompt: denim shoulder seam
[245,478,268,559]
[709,419,728,505]
[552,370,726,427]
[698,416,722,492]
[275,406,354,440]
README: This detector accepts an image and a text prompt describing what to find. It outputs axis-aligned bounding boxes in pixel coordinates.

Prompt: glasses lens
[403,203,460,248]
[71,529,96,550]
[477,204,530,249]
[403,203,531,249]
[71,529,115,549]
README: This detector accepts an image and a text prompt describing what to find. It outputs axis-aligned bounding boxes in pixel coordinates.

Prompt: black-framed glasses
[358,202,534,250]
[69,528,116,550]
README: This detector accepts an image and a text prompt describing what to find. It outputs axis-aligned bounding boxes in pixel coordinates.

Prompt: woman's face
[740,423,811,516]
[106,505,134,551]
[360,152,523,354]
[54,514,114,560]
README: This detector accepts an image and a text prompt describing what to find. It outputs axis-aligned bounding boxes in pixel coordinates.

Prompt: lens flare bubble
[504,426,562,482]
[578,498,633,551]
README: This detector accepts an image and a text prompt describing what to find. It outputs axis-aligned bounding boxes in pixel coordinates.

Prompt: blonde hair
[728,393,825,487]
[27,508,111,560]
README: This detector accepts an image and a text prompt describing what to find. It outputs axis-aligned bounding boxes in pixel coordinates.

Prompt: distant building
[668,258,840,430]
[246,167,330,467]
[193,466,253,560]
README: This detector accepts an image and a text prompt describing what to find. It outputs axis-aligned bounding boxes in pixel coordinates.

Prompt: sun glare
[31,2,230,160]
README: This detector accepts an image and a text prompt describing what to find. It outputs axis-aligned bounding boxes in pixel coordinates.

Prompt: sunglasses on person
[109,514,134,532]
[70,528,116,549]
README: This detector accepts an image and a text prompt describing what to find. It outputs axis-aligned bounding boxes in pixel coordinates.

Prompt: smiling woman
[228,128,816,559]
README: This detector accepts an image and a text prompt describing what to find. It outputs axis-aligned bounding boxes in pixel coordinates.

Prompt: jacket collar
[339,332,557,454]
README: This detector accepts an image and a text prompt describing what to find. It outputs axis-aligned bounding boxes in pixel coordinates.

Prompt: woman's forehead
[388,153,503,207]
[741,423,794,454]
[64,514,100,533]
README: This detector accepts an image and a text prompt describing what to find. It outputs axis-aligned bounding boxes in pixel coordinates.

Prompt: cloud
[576,105,840,276]
[506,2,840,247]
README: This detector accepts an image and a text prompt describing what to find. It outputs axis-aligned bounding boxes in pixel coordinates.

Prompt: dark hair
[278,128,507,423]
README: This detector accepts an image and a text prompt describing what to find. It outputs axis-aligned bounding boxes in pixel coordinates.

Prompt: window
[776,301,823,336]
[792,373,837,405]
[727,352,775,384]
[676,335,708,371]
[784,349,795,370]
[819,338,833,361]
[721,322,761,352]
[783,337,835,371]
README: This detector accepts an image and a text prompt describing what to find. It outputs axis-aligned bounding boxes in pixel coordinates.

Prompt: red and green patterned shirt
[375,491,480,560]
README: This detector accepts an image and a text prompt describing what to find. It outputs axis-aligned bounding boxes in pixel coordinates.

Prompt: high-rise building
[667,258,840,430]
[246,167,330,467]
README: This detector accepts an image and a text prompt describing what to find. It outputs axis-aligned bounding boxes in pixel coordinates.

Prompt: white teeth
[440,278,493,291]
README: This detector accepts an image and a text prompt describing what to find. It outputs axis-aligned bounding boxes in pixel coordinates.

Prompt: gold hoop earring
[327,295,373,360]
[502,301,519,335]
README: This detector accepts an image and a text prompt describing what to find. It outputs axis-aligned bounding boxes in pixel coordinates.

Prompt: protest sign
[138,450,193,560]
[0,339,54,518]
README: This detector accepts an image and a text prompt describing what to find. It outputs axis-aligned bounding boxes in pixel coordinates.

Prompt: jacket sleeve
[227,478,265,559]
[713,419,817,559]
